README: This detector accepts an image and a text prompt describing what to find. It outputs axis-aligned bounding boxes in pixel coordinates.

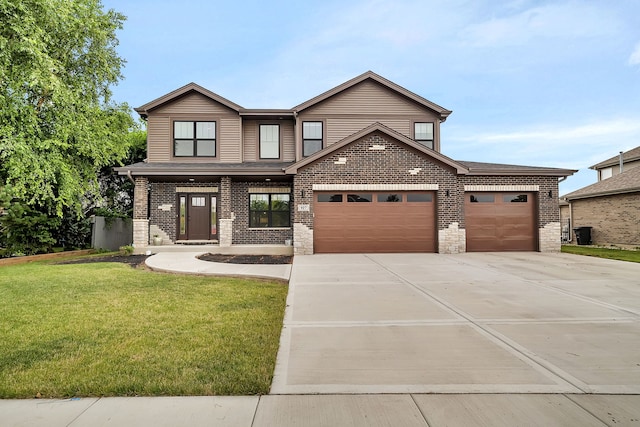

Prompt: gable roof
[456,161,577,177]
[284,122,468,175]
[590,146,640,170]
[134,82,244,118]
[292,71,453,121]
[563,165,640,200]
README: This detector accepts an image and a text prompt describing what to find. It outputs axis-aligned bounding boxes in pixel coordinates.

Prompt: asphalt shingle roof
[563,165,640,200]
[591,146,640,169]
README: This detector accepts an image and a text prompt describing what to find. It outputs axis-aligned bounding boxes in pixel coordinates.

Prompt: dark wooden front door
[177,194,218,241]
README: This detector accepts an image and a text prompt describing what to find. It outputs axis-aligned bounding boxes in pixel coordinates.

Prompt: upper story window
[303,122,323,156]
[260,124,280,159]
[414,122,434,149]
[174,121,216,157]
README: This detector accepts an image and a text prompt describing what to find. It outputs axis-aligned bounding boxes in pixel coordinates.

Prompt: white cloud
[629,42,640,66]
[460,2,617,47]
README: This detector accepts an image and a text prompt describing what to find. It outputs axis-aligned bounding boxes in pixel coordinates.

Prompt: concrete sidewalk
[144,251,292,281]
[2,394,639,426]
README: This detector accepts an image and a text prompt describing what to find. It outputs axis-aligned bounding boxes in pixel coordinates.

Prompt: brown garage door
[465,192,537,251]
[314,192,436,253]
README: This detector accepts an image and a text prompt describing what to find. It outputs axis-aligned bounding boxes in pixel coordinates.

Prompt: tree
[0,0,135,217]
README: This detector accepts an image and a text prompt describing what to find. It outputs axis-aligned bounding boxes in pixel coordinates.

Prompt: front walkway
[145,251,292,281]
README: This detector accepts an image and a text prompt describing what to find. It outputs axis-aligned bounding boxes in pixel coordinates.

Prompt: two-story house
[117,71,574,254]
[562,146,640,246]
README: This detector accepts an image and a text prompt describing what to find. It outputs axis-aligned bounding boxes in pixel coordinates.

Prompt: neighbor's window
[260,124,280,159]
[174,121,216,157]
[414,122,434,149]
[249,193,290,227]
[303,122,323,156]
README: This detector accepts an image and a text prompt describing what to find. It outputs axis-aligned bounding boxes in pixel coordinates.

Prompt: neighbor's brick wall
[230,181,294,245]
[571,193,640,246]
[293,132,462,231]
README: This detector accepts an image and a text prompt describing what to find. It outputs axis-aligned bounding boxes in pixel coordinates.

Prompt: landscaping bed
[56,254,150,268]
[198,254,293,264]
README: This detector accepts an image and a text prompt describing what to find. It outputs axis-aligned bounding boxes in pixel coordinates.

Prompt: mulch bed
[56,255,151,268]
[198,254,293,264]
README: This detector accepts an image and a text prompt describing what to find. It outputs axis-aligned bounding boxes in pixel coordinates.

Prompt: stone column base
[293,223,313,255]
[438,222,466,254]
[539,222,561,252]
[133,219,149,248]
[219,218,233,247]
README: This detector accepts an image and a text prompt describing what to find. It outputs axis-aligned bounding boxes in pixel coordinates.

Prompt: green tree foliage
[0,0,135,216]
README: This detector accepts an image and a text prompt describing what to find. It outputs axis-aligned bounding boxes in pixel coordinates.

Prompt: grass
[561,245,640,263]
[0,261,288,398]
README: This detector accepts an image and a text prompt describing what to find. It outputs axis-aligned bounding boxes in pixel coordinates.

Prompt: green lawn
[561,245,640,263]
[0,261,288,398]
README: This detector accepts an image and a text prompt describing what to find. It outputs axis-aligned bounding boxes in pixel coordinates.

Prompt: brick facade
[230,180,294,245]
[571,193,640,246]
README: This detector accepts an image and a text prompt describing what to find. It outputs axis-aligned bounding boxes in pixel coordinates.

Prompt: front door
[177,194,218,241]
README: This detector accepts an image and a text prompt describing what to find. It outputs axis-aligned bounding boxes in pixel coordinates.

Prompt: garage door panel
[466,192,537,252]
[314,192,435,253]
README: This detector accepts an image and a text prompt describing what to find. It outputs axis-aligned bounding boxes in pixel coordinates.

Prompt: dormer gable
[135,82,242,118]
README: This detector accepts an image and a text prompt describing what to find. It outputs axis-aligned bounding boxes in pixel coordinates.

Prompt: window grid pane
[303,140,322,156]
[260,125,280,159]
[174,121,194,138]
[303,122,322,139]
[196,140,216,156]
[174,140,194,156]
[414,122,434,140]
[196,122,215,138]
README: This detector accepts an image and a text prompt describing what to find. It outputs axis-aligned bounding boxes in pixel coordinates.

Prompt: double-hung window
[414,122,434,149]
[249,193,290,227]
[303,122,323,156]
[174,121,216,157]
[260,124,280,159]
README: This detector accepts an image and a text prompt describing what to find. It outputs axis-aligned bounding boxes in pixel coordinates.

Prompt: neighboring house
[116,71,574,254]
[562,146,640,246]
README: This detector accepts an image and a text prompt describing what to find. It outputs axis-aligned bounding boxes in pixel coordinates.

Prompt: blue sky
[103,0,640,195]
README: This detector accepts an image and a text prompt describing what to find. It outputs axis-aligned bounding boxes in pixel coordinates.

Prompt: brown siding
[571,193,640,246]
[152,92,235,115]
[219,118,241,162]
[147,116,171,162]
[296,80,443,159]
[304,80,429,116]
[241,119,295,162]
[145,92,242,163]
[243,121,258,162]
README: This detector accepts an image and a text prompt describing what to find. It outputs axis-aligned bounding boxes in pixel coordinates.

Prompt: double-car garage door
[314,191,436,253]
[313,190,538,253]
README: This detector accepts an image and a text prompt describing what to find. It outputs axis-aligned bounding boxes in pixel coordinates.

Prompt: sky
[102,0,640,195]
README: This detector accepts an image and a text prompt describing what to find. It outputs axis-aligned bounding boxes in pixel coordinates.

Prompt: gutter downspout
[126,170,135,184]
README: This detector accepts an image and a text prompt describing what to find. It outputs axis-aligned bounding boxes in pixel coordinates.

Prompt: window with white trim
[260,124,280,159]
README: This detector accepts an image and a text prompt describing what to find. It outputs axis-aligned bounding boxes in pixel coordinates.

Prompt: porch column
[219,176,233,247]
[133,177,149,248]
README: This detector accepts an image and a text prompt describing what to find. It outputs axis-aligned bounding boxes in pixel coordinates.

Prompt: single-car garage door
[313,191,436,253]
[465,192,537,251]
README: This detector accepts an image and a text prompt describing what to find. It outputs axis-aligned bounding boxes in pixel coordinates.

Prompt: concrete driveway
[271,252,640,394]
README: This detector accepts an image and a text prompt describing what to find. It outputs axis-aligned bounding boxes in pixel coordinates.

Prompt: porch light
[548,190,553,198]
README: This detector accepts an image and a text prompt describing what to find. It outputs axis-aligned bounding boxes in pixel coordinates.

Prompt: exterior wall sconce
[548,190,553,198]
[446,190,450,197]
[301,189,305,198]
